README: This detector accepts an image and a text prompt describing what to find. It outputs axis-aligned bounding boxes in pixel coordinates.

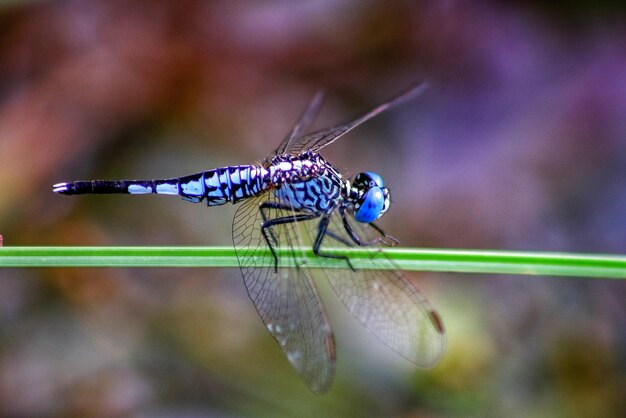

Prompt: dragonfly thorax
[267,152,326,184]
[270,152,345,213]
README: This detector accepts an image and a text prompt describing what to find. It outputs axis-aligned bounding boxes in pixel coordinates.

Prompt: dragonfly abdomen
[180,165,269,205]
[52,180,162,195]
[52,165,270,206]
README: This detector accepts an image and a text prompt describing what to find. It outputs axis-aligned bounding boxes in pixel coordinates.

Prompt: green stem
[1,246,624,279]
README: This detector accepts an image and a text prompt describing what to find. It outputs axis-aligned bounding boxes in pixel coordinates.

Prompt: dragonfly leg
[323,230,354,247]
[259,202,289,249]
[340,206,397,246]
[368,222,399,246]
[313,216,356,272]
[259,202,320,272]
[259,202,311,247]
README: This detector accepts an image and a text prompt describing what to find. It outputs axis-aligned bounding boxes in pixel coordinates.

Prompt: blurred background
[1,0,625,416]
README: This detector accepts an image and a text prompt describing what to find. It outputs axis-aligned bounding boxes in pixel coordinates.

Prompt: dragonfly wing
[285,82,429,155]
[271,90,325,159]
[232,191,335,393]
[307,209,446,367]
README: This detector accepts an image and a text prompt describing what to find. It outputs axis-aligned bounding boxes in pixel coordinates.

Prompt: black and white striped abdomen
[177,165,269,205]
[52,165,271,206]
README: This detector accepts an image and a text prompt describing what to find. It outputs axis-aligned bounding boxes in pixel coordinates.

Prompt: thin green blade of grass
[0,246,624,279]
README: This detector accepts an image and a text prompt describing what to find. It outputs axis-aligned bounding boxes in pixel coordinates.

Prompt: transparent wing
[232,191,335,393]
[271,90,325,160]
[284,82,429,156]
[307,209,446,367]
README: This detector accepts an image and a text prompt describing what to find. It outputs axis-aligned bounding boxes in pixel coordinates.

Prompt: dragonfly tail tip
[52,183,70,194]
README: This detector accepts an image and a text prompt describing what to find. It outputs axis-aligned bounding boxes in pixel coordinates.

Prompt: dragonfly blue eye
[355,187,385,223]
[354,171,384,189]
[364,171,384,188]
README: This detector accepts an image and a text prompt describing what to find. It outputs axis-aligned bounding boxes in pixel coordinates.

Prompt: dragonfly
[53,82,446,393]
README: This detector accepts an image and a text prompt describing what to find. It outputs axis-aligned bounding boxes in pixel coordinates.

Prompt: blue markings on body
[230,168,241,185]
[218,170,230,193]
[155,183,178,195]
[204,172,223,204]
[128,184,152,194]
[205,172,220,189]
[180,178,205,196]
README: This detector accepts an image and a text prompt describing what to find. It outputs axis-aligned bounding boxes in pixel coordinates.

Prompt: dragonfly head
[351,172,390,223]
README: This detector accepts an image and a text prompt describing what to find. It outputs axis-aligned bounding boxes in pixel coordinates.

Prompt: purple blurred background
[0,1,624,416]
